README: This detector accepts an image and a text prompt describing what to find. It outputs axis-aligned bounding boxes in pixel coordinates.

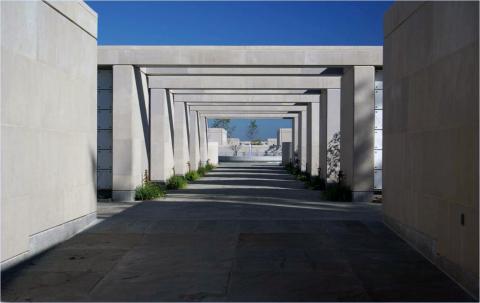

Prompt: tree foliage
[211,119,236,137]
[246,120,258,141]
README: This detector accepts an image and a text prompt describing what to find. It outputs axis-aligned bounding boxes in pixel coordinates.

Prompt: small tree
[246,120,258,141]
[230,144,241,156]
[211,119,236,137]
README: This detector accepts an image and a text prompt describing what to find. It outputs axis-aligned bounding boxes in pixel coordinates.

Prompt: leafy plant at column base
[197,166,207,176]
[306,176,326,190]
[246,120,259,141]
[166,175,188,190]
[285,163,301,176]
[135,182,166,200]
[205,163,216,171]
[322,183,352,202]
[185,171,200,182]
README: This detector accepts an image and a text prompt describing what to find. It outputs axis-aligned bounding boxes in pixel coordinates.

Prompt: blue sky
[87,1,392,139]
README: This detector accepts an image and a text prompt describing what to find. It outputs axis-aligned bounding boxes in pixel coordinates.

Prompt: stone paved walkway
[1,163,474,301]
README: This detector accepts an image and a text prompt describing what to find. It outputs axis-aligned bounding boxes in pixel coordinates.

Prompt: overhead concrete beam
[172,89,309,94]
[188,102,298,106]
[199,113,298,118]
[98,46,383,66]
[145,67,327,75]
[190,105,307,112]
[174,94,320,103]
[148,75,340,89]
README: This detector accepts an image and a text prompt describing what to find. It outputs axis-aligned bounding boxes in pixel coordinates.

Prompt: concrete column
[292,116,299,165]
[298,110,307,172]
[189,111,201,171]
[307,102,320,176]
[173,101,190,175]
[150,89,174,183]
[282,142,292,165]
[341,66,375,202]
[112,65,150,201]
[320,89,341,182]
[198,116,208,166]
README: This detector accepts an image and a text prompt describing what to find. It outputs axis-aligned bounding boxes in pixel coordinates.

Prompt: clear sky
[87,1,392,140]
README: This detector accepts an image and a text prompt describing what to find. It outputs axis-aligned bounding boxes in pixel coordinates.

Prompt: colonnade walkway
[1,163,474,301]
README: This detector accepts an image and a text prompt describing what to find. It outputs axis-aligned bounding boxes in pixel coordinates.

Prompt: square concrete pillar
[341,66,375,202]
[320,89,341,182]
[198,116,208,166]
[112,65,150,201]
[150,89,174,183]
[282,142,292,165]
[173,101,190,175]
[292,116,299,165]
[307,101,320,176]
[207,142,218,165]
[189,111,201,171]
[298,110,307,172]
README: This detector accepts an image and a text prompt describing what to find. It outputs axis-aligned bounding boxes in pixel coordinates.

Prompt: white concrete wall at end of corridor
[1,1,98,270]
[228,138,241,145]
[383,1,479,298]
[277,128,292,147]
[207,128,228,145]
[267,138,277,146]
[207,142,219,165]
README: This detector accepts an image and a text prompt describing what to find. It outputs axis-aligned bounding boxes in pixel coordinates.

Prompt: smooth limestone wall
[1,1,98,269]
[383,2,479,297]
[207,128,228,145]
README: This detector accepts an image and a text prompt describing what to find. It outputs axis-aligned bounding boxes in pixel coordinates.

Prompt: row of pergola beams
[105,46,380,202]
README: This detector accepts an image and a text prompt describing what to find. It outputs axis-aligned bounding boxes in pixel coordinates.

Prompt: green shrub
[166,175,188,190]
[197,166,207,176]
[205,163,216,171]
[306,176,326,190]
[185,171,200,182]
[296,173,309,182]
[135,182,166,200]
[322,183,352,202]
[285,163,301,176]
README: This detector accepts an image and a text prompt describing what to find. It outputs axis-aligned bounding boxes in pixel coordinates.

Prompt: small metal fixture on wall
[143,169,149,185]
[338,170,345,184]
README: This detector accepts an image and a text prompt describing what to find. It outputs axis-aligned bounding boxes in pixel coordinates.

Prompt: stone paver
[1,163,474,301]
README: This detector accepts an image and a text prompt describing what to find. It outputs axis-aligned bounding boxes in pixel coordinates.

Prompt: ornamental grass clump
[166,175,188,190]
[197,166,207,177]
[135,182,166,200]
[322,182,352,202]
[205,163,216,171]
[306,176,326,190]
[185,170,200,182]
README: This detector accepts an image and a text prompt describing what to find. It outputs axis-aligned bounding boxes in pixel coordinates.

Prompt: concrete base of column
[112,190,136,202]
[352,191,373,203]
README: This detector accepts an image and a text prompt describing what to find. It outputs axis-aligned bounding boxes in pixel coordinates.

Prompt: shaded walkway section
[1,163,474,301]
